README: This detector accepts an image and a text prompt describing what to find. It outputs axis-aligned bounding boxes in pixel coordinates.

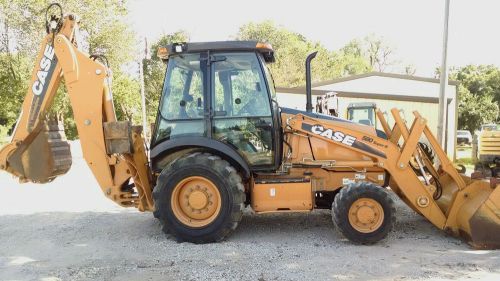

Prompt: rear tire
[475,163,493,178]
[153,152,245,243]
[332,182,395,244]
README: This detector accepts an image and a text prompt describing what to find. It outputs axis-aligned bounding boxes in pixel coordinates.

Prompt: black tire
[152,152,245,243]
[475,163,493,178]
[332,182,395,244]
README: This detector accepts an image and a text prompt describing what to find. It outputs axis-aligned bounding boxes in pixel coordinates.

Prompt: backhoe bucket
[1,118,72,183]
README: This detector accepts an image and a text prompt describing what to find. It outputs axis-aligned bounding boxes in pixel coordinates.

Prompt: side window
[155,54,205,143]
[213,53,271,117]
[161,55,204,120]
[262,62,277,100]
[348,108,375,126]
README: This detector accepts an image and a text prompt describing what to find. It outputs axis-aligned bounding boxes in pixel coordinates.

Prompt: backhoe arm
[0,9,153,211]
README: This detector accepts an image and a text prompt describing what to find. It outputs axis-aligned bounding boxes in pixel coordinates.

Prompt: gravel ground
[0,144,499,281]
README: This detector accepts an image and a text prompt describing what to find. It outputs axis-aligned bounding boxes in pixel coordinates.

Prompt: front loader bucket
[452,178,500,249]
[377,109,500,249]
[1,118,72,183]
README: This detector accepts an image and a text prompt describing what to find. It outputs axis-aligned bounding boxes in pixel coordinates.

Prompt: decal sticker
[32,44,56,96]
[342,178,354,185]
[28,44,58,130]
[355,173,366,180]
[362,135,388,148]
[308,124,357,146]
[302,123,387,158]
[270,187,276,197]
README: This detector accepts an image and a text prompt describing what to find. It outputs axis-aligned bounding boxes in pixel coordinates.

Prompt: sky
[128,0,500,77]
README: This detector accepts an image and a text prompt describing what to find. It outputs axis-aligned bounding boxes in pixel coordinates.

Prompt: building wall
[314,76,457,100]
[337,97,440,135]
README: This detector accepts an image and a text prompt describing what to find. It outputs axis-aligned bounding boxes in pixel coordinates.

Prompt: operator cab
[151,41,281,171]
[346,102,377,127]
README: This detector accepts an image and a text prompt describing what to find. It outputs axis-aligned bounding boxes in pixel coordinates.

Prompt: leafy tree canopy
[449,65,500,132]
[236,21,372,87]
[0,0,138,139]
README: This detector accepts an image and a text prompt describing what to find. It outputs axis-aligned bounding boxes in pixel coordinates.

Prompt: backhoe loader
[1,4,499,248]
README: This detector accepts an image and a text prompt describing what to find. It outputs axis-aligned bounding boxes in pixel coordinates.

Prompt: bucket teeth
[454,182,500,249]
[468,210,500,249]
[6,119,72,183]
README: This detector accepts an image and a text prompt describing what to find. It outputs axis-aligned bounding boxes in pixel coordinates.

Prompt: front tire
[332,182,395,244]
[153,152,245,243]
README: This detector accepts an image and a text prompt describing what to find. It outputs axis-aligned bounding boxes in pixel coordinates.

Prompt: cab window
[155,54,205,142]
[160,54,204,120]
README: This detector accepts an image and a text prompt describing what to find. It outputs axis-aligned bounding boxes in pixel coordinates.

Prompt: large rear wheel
[153,152,245,243]
[332,182,395,244]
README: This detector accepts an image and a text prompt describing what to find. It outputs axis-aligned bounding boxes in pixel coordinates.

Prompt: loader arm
[288,110,500,249]
[0,11,153,211]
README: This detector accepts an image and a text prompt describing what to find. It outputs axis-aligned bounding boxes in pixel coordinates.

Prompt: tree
[236,21,372,87]
[449,65,500,132]
[0,0,139,139]
[0,0,134,67]
[0,53,31,135]
[342,34,397,72]
[404,64,417,76]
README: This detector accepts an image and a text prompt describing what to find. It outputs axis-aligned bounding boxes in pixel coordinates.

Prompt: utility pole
[437,0,451,147]
[139,37,150,144]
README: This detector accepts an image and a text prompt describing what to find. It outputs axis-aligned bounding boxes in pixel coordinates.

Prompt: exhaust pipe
[305,51,318,113]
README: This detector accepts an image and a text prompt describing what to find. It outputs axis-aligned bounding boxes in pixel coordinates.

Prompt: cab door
[152,52,208,144]
[210,52,276,170]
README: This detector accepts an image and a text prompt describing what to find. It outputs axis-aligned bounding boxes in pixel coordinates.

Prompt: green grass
[454,147,475,172]
[455,157,475,165]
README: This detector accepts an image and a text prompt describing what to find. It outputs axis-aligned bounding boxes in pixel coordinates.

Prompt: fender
[150,137,251,179]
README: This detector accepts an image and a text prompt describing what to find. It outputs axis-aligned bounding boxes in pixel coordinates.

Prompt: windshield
[348,107,375,126]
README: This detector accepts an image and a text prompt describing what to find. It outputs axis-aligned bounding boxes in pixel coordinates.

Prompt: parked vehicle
[474,124,500,177]
[457,130,472,145]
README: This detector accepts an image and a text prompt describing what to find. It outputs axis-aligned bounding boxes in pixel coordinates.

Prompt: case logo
[32,44,55,96]
[311,124,356,146]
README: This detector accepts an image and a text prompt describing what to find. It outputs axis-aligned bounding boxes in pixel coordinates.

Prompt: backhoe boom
[0,11,153,211]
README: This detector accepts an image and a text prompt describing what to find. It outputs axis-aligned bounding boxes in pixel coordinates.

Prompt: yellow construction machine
[1,4,499,248]
[474,124,500,178]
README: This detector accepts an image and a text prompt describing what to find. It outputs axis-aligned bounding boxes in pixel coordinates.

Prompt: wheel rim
[171,176,222,228]
[348,198,384,233]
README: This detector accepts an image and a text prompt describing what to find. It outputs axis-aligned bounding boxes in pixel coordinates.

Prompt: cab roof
[160,41,275,63]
